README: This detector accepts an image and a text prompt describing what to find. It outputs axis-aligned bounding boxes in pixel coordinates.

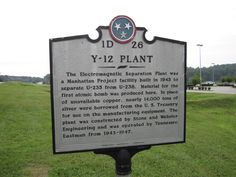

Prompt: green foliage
[222,76,235,83]
[226,77,233,82]
[0,75,43,83]
[0,83,236,177]
[187,63,236,83]
[191,74,200,86]
[43,74,50,84]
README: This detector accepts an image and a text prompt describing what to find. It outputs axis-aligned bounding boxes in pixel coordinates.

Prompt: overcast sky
[0,0,236,77]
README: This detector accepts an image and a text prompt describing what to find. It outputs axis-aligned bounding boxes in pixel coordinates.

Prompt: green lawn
[0,82,235,177]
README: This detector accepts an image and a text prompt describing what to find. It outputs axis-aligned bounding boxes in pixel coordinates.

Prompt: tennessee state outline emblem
[109,15,136,44]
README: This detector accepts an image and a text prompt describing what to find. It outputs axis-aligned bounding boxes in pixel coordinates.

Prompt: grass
[0,82,236,177]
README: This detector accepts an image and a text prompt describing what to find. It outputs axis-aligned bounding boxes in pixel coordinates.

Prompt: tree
[187,63,236,83]
[222,77,234,83]
[226,77,233,83]
[43,74,50,84]
[191,74,200,86]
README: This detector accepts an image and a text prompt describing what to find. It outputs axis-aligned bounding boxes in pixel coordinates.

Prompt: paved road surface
[187,86,236,94]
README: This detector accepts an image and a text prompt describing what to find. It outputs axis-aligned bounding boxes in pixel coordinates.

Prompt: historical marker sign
[50,15,186,153]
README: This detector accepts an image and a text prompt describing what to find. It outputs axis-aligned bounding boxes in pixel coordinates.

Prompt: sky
[0,0,236,77]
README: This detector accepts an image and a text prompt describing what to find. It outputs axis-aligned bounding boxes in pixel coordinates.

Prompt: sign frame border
[49,26,187,154]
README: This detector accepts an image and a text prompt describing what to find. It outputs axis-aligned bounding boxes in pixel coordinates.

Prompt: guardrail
[187,86,211,91]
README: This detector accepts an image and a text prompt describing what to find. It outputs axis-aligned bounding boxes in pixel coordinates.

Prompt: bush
[222,76,235,83]
[191,74,200,86]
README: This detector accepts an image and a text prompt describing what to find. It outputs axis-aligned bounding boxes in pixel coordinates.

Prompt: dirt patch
[24,165,49,177]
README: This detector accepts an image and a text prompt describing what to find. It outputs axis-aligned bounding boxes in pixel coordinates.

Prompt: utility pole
[197,44,203,85]
[212,63,215,83]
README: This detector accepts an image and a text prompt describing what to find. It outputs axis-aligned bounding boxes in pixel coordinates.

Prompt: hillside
[187,63,236,83]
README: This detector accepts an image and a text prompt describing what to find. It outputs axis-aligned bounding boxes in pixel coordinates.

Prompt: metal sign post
[95,146,150,176]
[50,15,186,176]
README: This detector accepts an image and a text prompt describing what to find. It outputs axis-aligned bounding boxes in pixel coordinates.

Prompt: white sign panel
[50,16,186,153]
